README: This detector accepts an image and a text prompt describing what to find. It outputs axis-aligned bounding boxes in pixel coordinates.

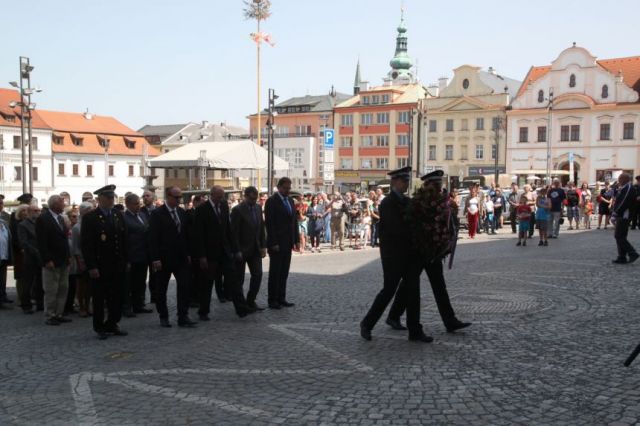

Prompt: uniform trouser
[631,204,640,229]
[361,255,422,336]
[91,267,124,332]
[42,266,69,319]
[236,253,263,304]
[125,262,148,311]
[330,218,344,248]
[388,260,456,327]
[18,259,42,309]
[155,262,190,320]
[200,259,246,315]
[189,260,200,304]
[65,273,76,313]
[268,248,292,305]
[528,214,536,237]
[615,218,638,259]
[550,212,562,237]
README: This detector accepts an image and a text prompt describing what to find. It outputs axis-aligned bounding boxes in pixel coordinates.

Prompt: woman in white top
[464,186,480,238]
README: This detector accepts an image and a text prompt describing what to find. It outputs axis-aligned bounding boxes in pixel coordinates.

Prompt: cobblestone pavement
[1,226,640,425]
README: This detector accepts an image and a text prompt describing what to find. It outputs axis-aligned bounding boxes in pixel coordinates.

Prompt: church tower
[386,9,414,85]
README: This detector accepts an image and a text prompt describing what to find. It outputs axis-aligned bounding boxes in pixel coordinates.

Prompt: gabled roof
[477,71,521,98]
[138,123,191,137]
[0,88,50,129]
[275,93,352,112]
[335,83,426,108]
[516,55,640,98]
[161,122,250,146]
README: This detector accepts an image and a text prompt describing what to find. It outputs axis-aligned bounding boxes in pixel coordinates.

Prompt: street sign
[324,163,335,172]
[324,150,334,163]
[324,129,335,149]
[323,171,335,181]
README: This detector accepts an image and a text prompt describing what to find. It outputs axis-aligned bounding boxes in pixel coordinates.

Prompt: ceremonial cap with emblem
[387,166,412,181]
[93,185,116,197]
[420,170,444,182]
[17,193,33,204]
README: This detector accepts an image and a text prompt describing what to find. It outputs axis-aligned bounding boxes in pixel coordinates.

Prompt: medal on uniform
[101,233,107,242]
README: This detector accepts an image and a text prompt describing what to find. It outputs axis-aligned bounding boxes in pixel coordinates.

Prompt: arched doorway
[558,161,580,186]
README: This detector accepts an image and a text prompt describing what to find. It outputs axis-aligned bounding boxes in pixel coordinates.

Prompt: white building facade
[507,45,640,186]
[273,137,316,191]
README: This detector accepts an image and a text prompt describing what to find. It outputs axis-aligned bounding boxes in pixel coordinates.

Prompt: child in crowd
[516,195,532,246]
[535,187,551,246]
[583,195,593,229]
[484,197,496,235]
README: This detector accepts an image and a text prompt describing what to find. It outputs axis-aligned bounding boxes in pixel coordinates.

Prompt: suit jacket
[148,204,189,268]
[264,192,299,250]
[185,208,200,257]
[81,208,128,271]
[124,210,149,264]
[0,218,11,264]
[378,190,412,259]
[0,211,10,224]
[18,218,41,266]
[231,201,266,259]
[613,183,637,218]
[36,210,70,267]
[194,200,234,262]
[140,205,155,222]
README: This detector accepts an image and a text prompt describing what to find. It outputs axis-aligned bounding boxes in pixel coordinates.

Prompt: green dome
[390,53,412,70]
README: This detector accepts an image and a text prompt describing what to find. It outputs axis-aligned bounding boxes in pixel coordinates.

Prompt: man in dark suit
[140,189,157,303]
[17,203,43,314]
[360,167,432,342]
[37,194,71,326]
[631,175,640,230]
[82,185,129,339]
[195,186,252,319]
[186,195,205,307]
[148,186,196,328]
[264,177,299,309]
[611,173,639,264]
[6,193,33,304]
[231,186,267,311]
[123,193,153,315]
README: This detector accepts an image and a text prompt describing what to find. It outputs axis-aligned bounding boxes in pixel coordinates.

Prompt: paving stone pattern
[1,227,640,425]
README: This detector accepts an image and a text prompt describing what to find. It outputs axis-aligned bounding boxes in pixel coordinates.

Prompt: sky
[2,0,639,131]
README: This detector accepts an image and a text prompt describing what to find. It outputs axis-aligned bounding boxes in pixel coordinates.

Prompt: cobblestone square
[1,228,640,425]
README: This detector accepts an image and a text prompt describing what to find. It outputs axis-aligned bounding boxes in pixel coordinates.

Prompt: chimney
[488,66,497,75]
[83,108,93,120]
[201,120,209,128]
[428,83,439,97]
[438,77,449,91]
[359,81,369,92]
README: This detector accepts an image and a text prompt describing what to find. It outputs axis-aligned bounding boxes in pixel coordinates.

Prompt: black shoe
[247,301,265,311]
[36,306,44,311]
[199,314,210,321]
[538,240,544,246]
[3,298,13,304]
[544,240,549,246]
[522,241,527,246]
[123,311,137,318]
[409,332,434,343]
[613,258,628,264]
[269,303,282,310]
[360,322,372,341]
[22,308,34,314]
[446,320,472,333]
[133,307,153,314]
[218,297,228,304]
[516,241,521,246]
[629,253,639,264]
[45,318,60,326]
[178,318,197,327]
[56,316,72,323]
[108,327,128,336]
[279,301,295,308]
[97,332,109,340]
[160,319,172,328]
[385,318,407,331]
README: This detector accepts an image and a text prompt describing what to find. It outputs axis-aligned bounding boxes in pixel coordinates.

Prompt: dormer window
[602,84,609,99]
[52,133,64,145]
[382,94,389,103]
[362,96,370,105]
[462,79,469,89]
[97,135,109,148]
[71,134,84,146]
[371,95,379,104]
[569,74,576,88]
[124,137,136,149]
[538,90,544,103]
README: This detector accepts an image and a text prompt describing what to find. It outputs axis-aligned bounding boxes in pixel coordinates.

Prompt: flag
[250,31,275,47]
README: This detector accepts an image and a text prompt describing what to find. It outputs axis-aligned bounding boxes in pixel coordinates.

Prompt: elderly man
[611,173,639,264]
[37,195,71,326]
[82,185,129,339]
[17,203,43,314]
[123,193,153,315]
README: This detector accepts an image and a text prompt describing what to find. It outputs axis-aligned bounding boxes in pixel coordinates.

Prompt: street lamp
[493,116,504,184]
[546,87,554,185]
[266,88,278,195]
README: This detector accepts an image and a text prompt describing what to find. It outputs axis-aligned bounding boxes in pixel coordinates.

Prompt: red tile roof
[0,88,50,129]
[516,56,640,99]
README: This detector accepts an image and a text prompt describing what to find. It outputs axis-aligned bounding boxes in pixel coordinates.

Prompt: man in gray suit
[230,186,267,311]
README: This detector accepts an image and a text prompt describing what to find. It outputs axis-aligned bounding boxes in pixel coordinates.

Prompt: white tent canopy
[148,140,289,170]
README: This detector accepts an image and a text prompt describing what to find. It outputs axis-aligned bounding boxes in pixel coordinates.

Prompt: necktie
[282,197,291,215]
[215,203,221,217]
[57,215,66,232]
[136,214,144,225]
[170,209,180,232]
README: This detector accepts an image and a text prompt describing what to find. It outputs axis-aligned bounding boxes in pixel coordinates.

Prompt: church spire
[354,59,362,95]
[387,6,413,84]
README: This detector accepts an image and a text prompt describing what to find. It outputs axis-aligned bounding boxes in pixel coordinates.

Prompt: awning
[511,169,570,175]
[148,140,289,171]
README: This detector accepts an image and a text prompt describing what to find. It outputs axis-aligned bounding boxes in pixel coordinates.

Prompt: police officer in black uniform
[360,166,432,343]
[81,185,128,340]
[386,170,472,333]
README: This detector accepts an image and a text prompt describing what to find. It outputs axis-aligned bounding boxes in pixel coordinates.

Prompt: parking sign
[324,129,334,149]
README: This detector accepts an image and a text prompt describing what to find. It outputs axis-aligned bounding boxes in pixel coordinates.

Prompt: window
[462,78,469,89]
[72,164,79,176]
[602,85,609,99]
[397,134,409,146]
[398,111,410,123]
[429,120,437,132]
[360,113,373,125]
[461,119,468,131]
[53,135,63,145]
[86,164,93,176]
[108,165,114,177]
[599,123,610,140]
[460,145,468,161]
[382,94,390,104]
[13,135,21,149]
[340,158,353,169]
[476,118,484,130]
[538,90,544,103]
[560,125,570,141]
[570,125,580,141]
[14,166,22,181]
[125,139,136,149]
[569,74,576,88]
[360,158,373,169]
[445,145,453,160]
[519,127,529,143]
[492,117,501,130]
[372,95,379,104]
[294,125,311,136]
[340,136,353,147]
[397,157,409,168]
[623,122,635,140]
[31,167,38,182]
[360,136,374,147]
[375,158,388,169]
[446,119,454,132]
[72,135,83,146]
[31,137,38,151]
[376,135,389,146]
[428,145,436,160]
[475,145,484,160]
[537,126,547,142]
[128,165,134,177]
[362,96,370,105]
[491,144,497,160]
[58,163,65,176]
[376,112,389,124]
[341,115,353,127]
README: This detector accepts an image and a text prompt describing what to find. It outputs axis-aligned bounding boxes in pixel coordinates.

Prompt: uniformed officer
[386,170,472,333]
[81,185,128,340]
[360,166,432,343]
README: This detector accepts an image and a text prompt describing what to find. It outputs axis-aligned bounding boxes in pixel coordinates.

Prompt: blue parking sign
[324,129,334,149]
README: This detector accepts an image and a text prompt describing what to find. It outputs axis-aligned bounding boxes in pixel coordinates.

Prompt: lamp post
[546,88,554,185]
[493,116,504,184]
[103,136,110,186]
[266,88,278,195]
